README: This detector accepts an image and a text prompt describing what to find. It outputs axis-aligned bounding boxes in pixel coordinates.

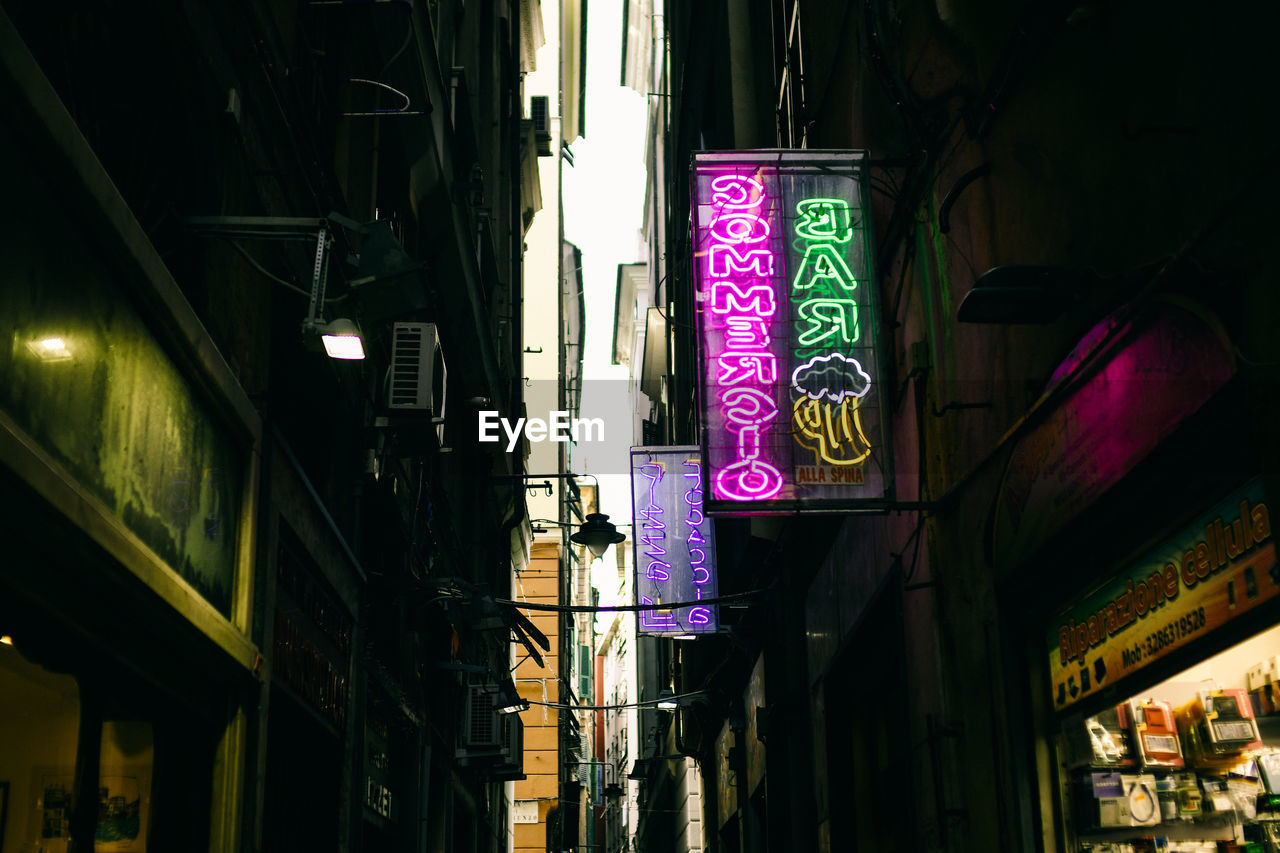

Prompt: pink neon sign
[693,151,890,512]
[697,170,788,502]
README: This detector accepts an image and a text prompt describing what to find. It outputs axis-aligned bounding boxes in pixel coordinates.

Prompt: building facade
[626,1,1280,851]
[1,2,550,851]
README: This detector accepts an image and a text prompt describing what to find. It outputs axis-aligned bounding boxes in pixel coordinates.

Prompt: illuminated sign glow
[631,446,719,636]
[693,151,889,512]
[704,173,786,502]
[1046,480,1276,709]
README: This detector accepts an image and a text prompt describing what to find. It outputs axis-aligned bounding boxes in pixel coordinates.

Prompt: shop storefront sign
[691,150,891,514]
[631,446,719,636]
[1047,478,1276,709]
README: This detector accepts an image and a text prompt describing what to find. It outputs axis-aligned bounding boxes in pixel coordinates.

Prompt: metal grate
[465,685,501,747]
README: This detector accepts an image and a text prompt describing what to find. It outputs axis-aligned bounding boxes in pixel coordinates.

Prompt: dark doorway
[263,686,343,852]
[824,586,912,851]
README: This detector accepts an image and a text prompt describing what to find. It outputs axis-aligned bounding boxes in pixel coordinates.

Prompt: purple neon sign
[631,446,719,636]
[693,151,889,512]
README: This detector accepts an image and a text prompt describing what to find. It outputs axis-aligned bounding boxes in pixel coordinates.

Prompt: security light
[319,318,366,360]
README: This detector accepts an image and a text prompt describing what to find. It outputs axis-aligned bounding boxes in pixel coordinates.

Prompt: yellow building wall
[513,541,562,851]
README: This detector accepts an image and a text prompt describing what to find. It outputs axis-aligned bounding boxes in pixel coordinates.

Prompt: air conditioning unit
[388,322,447,421]
[530,96,552,157]
[462,682,502,750]
[484,713,526,781]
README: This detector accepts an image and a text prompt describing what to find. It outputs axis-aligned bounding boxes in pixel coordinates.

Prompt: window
[0,642,80,853]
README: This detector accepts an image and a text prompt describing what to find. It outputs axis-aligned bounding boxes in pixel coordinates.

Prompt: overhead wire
[519,689,708,713]
[495,587,772,614]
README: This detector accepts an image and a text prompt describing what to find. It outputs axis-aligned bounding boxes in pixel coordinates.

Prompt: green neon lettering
[794,198,852,243]
[795,299,860,347]
[791,243,857,292]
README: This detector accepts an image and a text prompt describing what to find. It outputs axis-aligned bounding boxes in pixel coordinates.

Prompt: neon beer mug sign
[692,151,889,512]
[630,446,719,636]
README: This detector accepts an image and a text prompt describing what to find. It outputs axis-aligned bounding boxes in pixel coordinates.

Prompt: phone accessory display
[1075,772,1161,829]
[1175,687,1263,770]
[1069,705,1139,768]
[1130,698,1185,769]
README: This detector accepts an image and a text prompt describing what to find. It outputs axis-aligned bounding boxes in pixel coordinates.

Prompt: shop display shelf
[1077,812,1238,846]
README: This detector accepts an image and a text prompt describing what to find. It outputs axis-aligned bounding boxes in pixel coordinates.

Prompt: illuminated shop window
[0,642,80,853]
[1060,624,1280,846]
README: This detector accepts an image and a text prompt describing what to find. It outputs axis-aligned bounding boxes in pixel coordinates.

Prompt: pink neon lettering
[717,352,777,386]
[711,174,764,208]
[719,387,778,429]
[710,281,776,316]
[689,607,712,624]
[709,244,775,279]
[715,456,784,500]
[701,172,785,502]
[725,316,770,350]
[710,212,770,245]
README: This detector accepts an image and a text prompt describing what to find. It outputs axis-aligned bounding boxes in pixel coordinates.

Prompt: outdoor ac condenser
[388,322,447,420]
[462,682,502,750]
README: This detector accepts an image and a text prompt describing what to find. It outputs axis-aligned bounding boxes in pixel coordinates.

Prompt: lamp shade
[570,513,626,558]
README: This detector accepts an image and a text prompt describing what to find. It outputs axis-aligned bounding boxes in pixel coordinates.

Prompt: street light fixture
[569,513,626,558]
[496,678,529,715]
[529,515,627,559]
[495,473,627,558]
[184,215,374,360]
[628,754,694,780]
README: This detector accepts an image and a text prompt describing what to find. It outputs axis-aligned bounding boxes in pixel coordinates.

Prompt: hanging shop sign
[631,446,719,636]
[691,150,891,514]
[1047,478,1277,710]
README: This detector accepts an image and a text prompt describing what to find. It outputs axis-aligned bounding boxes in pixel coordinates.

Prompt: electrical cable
[228,239,349,302]
[495,587,771,614]
[229,240,306,295]
[519,689,707,712]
